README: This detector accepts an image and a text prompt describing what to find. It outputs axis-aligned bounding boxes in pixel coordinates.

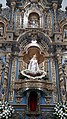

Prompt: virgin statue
[21,54,46,79]
[28,54,39,72]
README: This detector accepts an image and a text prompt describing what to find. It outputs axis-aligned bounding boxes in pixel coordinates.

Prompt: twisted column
[52,2,58,32]
[3,53,11,101]
[21,10,24,28]
[63,61,67,101]
[10,1,16,30]
[56,50,63,101]
[44,9,47,29]
[57,53,63,82]
[51,58,58,103]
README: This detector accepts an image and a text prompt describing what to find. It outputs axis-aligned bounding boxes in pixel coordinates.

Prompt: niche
[28,12,40,28]
[63,25,67,39]
[28,91,38,111]
[0,23,4,37]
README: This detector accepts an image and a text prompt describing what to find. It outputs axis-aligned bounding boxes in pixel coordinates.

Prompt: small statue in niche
[28,13,39,28]
[28,54,39,72]
[21,54,46,79]
[0,27,3,36]
[63,29,67,38]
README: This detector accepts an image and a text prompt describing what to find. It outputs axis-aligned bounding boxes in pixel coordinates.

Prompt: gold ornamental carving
[15,80,52,91]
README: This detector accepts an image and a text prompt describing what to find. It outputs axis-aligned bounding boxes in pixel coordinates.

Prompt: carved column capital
[45,96,51,104]
[21,9,24,18]
[52,3,58,10]
[56,49,62,59]
[11,1,16,8]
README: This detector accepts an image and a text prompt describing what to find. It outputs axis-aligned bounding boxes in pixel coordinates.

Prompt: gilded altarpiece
[0,0,67,119]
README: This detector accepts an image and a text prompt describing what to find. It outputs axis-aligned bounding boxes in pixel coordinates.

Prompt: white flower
[54,102,67,118]
[0,101,14,118]
[6,116,8,119]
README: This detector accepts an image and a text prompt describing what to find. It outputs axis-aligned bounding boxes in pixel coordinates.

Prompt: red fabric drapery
[28,91,37,111]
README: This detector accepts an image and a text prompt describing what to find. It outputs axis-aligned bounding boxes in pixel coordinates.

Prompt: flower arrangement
[0,101,14,119]
[54,102,67,119]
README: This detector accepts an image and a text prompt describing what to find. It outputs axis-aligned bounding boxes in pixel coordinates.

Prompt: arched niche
[0,16,8,38]
[28,91,38,111]
[17,30,52,61]
[63,25,67,39]
[0,22,4,37]
[28,12,40,28]
[26,89,47,113]
[23,2,44,28]
[60,19,67,42]
[17,30,52,72]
